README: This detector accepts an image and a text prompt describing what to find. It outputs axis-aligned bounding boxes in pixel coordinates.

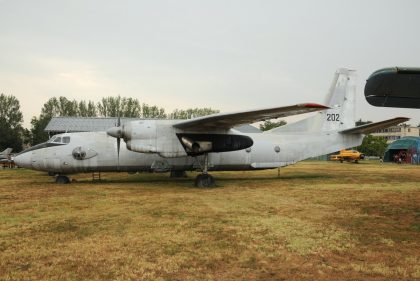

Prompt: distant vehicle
[330,149,365,163]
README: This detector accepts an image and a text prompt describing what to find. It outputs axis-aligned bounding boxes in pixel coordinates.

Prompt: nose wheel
[194,153,216,188]
[55,175,70,184]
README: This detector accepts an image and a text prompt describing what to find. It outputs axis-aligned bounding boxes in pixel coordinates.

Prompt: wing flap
[173,103,329,131]
[339,117,409,134]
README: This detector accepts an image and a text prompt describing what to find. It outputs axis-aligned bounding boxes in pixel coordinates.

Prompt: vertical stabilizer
[270,68,356,133]
[0,148,13,159]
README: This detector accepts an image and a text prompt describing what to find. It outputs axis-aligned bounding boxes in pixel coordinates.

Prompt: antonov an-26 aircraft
[15,69,408,187]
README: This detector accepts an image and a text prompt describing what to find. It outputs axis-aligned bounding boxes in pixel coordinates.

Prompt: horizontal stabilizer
[173,103,329,131]
[339,117,409,134]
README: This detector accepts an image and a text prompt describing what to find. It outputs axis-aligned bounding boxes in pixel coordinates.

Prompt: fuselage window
[53,137,62,143]
[62,137,70,144]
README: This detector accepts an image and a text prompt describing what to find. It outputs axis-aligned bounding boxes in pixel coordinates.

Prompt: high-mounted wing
[173,103,329,131]
[339,117,409,134]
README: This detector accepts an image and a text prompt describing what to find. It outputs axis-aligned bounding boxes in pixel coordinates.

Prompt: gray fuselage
[14,130,363,174]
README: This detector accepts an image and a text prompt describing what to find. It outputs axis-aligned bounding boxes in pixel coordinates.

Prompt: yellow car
[330,150,365,163]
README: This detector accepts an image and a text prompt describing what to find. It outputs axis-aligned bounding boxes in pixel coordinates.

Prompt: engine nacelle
[122,120,188,158]
[113,120,254,158]
[126,140,157,153]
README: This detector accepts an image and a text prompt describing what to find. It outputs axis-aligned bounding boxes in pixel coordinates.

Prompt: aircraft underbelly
[44,158,60,171]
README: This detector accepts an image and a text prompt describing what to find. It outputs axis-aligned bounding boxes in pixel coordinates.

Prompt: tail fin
[270,68,356,133]
[0,148,13,158]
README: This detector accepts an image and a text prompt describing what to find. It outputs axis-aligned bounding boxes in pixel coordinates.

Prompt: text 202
[326,114,340,121]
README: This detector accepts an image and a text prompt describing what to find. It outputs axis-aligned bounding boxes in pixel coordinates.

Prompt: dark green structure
[365,67,420,108]
[384,137,420,164]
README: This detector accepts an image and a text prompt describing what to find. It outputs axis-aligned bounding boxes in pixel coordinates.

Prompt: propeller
[116,113,121,165]
[106,113,123,171]
[117,114,121,171]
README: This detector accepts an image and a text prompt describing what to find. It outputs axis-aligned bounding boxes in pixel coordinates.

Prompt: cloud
[0,56,118,127]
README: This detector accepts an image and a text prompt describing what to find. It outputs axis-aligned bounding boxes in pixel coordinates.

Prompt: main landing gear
[55,175,70,184]
[194,153,215,188]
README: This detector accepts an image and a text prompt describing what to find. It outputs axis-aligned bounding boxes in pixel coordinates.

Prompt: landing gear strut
[55,175,70,184]
[194,154,215,188]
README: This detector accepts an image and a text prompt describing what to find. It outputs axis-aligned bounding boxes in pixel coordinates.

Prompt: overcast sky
[1,0,420,128]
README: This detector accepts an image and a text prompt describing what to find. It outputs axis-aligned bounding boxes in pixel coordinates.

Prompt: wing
[173,103,329,131]
[339,117,409,134]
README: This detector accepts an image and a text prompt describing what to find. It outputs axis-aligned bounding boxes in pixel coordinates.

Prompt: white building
[371,124,420,143]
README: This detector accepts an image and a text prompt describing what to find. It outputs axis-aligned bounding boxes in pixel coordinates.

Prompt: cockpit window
[47,135,70,144]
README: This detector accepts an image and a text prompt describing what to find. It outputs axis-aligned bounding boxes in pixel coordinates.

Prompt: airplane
[0,148,13,164]
[330,149,365,163]
[14,69,409,187]
[0,148,12,159]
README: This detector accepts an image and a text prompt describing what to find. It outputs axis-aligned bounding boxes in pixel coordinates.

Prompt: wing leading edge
[173,103,329,131]
[339,117,409,134]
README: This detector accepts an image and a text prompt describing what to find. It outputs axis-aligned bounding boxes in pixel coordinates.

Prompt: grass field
[0,161,419,280]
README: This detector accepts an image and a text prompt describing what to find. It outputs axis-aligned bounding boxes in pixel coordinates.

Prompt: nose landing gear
[55,175,70,184]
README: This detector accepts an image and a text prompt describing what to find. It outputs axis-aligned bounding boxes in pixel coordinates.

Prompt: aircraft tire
[55,175,70,184]
[194,174,215,188]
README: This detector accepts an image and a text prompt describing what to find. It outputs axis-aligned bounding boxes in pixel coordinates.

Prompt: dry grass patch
[0,161,419,280]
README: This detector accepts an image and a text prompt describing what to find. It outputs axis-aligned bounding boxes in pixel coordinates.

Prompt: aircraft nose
[14,152,32,169]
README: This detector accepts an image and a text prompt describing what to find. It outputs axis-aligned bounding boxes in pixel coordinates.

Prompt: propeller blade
[117,136,120,171]
[117,111,121,171]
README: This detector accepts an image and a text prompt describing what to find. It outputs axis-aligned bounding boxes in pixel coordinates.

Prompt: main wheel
[194,174,215,188]
[55,175,70,184]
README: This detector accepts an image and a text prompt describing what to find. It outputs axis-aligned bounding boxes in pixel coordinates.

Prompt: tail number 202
[327,114,340,121]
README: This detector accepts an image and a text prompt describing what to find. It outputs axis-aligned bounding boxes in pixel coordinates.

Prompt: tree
[142,104,167,118]
[78,101,97,117]
[259,120,287,131]
[170,108,219,119]
[0,94,24,151]
[30,116,51,145]
[357,134,388,156]
[97,96,144,117]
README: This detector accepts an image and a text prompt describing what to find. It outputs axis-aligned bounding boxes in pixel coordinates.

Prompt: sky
[1,0,420,128]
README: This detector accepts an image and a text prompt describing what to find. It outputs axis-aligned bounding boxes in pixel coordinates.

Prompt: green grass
[0,161,419,280]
